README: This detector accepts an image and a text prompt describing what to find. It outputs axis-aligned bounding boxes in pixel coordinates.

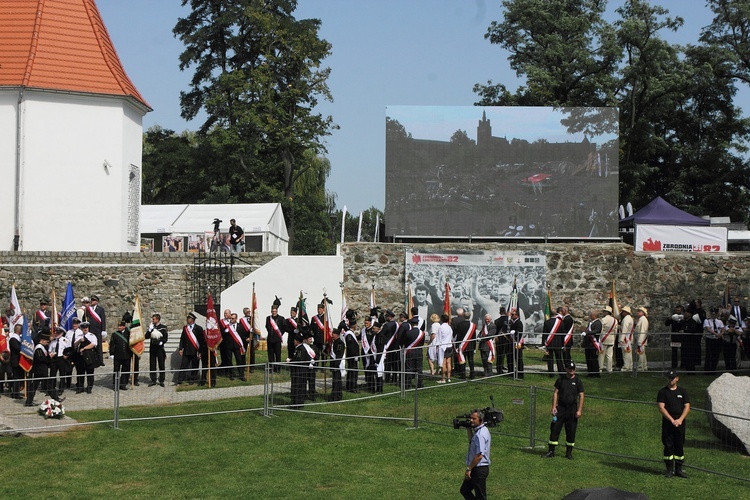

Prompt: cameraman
[461,410,491,500]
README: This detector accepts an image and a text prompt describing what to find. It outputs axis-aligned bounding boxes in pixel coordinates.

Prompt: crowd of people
[3,289,748,409]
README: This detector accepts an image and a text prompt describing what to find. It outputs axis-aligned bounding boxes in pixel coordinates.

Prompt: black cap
[80,321,90,328]
[39,298,49,306]
[55,327,65,334]
[273,296,281,307]
[119,321,127,327]
[187,312,197,320]
[90,295,100,302]
[566,361,576,370]
[408,316,420,324]
[667,370,678,379]
[385,310,395,318]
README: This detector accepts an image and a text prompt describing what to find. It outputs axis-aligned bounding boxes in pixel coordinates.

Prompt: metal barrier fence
[0,338,747,484]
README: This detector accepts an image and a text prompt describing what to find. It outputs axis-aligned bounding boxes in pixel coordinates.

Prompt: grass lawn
[1,351,748,499]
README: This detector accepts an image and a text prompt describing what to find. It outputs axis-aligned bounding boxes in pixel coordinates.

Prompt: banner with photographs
[405,249,547,344]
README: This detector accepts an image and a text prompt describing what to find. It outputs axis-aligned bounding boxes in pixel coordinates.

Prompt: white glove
[151,330,163,341]
[581,332,587,337]
[672,314,681,322]
[693,314,700,323]
[101,331,108,340]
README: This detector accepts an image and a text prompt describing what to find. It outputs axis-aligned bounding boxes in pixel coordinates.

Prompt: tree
[702,0,750,87]
[173,0,337,252]
[474,0,620,107]
[476,0,750,222]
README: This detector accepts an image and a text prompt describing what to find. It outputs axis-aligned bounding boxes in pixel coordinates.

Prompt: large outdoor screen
[385,106,619,239]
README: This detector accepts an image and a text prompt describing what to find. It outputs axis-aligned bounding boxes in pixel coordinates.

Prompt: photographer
[460,409,491,500]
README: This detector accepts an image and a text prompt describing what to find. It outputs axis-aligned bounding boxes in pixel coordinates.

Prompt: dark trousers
[460,465,489,500]
[704,338,722,372]
[227,348,245,379]
[547,347,566,374]
[405,354,423,388]
[661,418,686,459]
[458,350,476,379]
[178,354,199,382]
[306,366,316,399]
[50,358,69,393]
[267,341,282,372]
[722,342,738,372]
[584,340,600,375]
[508,347,524,377]
[150,352,166,383]
[496,336,511,373]
[290,367,305,408]
[364,361,376,392]
[549,405,578,445]
[26,374,55,404]
[330,369,342,401]
[113,358,130,387]
[480,349,493,376]
[345,358,358,391]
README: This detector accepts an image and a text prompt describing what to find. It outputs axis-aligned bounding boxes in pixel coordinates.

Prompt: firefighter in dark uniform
[329,328,345,401]
[657,370,690,478]
[543,361,585,459]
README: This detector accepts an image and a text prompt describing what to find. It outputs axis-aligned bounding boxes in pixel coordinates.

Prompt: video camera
[453,396,504,430]
[212,218,222,232]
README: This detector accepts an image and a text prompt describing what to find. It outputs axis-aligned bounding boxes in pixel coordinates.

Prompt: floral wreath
[38,399,66,419]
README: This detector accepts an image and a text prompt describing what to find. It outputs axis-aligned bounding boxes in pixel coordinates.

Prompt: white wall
[0,92,19,250]
[221,255,344,344]
[13,91,144,251]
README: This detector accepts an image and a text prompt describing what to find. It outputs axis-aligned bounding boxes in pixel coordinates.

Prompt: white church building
[0,0,150,252]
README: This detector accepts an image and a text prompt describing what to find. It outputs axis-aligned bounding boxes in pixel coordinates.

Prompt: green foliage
[172,0,337,250]
[477,0,750,222]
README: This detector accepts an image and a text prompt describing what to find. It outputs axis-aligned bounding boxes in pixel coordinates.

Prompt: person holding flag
[328,327,345,401]
[25,328,55,406]
[8,323,24,399]
[508,308,525,379]
[83,294,106,368]
[32,298,51,339]
[200,294,222,388]
[283,306,298,370]
[110,321,132,390]
[599,306,619,373]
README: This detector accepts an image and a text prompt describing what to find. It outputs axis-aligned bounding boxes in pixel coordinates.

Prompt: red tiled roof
[0,0,150,109]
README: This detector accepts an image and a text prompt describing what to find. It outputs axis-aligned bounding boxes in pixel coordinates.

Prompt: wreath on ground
[38,399,65,419]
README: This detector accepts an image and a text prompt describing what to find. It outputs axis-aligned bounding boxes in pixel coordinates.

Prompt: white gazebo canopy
[141,203,289,254]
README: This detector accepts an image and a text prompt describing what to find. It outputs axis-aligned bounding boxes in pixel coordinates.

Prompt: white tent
[141,203,289,254]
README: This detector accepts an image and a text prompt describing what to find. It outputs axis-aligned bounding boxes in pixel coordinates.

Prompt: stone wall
[340,242,750,329]
[4,244,750,335]
[0,252,276,330]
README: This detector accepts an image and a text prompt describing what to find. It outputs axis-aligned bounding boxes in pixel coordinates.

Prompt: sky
[96,0,749,215]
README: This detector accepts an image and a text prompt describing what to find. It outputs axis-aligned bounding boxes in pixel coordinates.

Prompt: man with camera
[460,409,491,500]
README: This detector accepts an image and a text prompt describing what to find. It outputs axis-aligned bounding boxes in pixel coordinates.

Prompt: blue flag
[19,315,35,372]
[60,282,76,330]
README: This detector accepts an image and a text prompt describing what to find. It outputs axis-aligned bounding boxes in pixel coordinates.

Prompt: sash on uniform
[563,321,574,346]
[184,326,200,351]
[302,343,316,368]
[587,321,603,353]
[269,317,283,341]
[228,325,246,354]
[481,324,496,363]
[377,327,399,378]
[544,316,562,347]
[85,305,102,326]
[457,323,476,364]
[287,317,298,330]
[312,315,325,331]
[600,318,618,343]
[404,329,425,355]
[36,310,49,324]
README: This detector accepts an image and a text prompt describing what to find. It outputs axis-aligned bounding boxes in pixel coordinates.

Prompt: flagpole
[323,291,329,397]
[245,282,255,381]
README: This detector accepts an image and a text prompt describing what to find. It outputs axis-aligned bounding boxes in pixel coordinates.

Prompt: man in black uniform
[329,328,345,401]
[657,370,690,478]
[583,309,602,377]
[343,319,359,392]
[379,310,398,383]
[494,307,511,374]
[543,361,585,459]
[507,308,524,378]
[360,317,377,392]
[402,316,425,388]
[178,313,202,384]
[290,333,308,409]
[109,321,132,390]
[265,299,285,373]
[84,294,107,367]
[145,313,168,387]
[25,330,56,406]
[543,308,566,376]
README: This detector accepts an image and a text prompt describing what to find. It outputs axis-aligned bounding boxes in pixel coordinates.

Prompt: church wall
[18,91,138,252]
[0,92,19,250]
